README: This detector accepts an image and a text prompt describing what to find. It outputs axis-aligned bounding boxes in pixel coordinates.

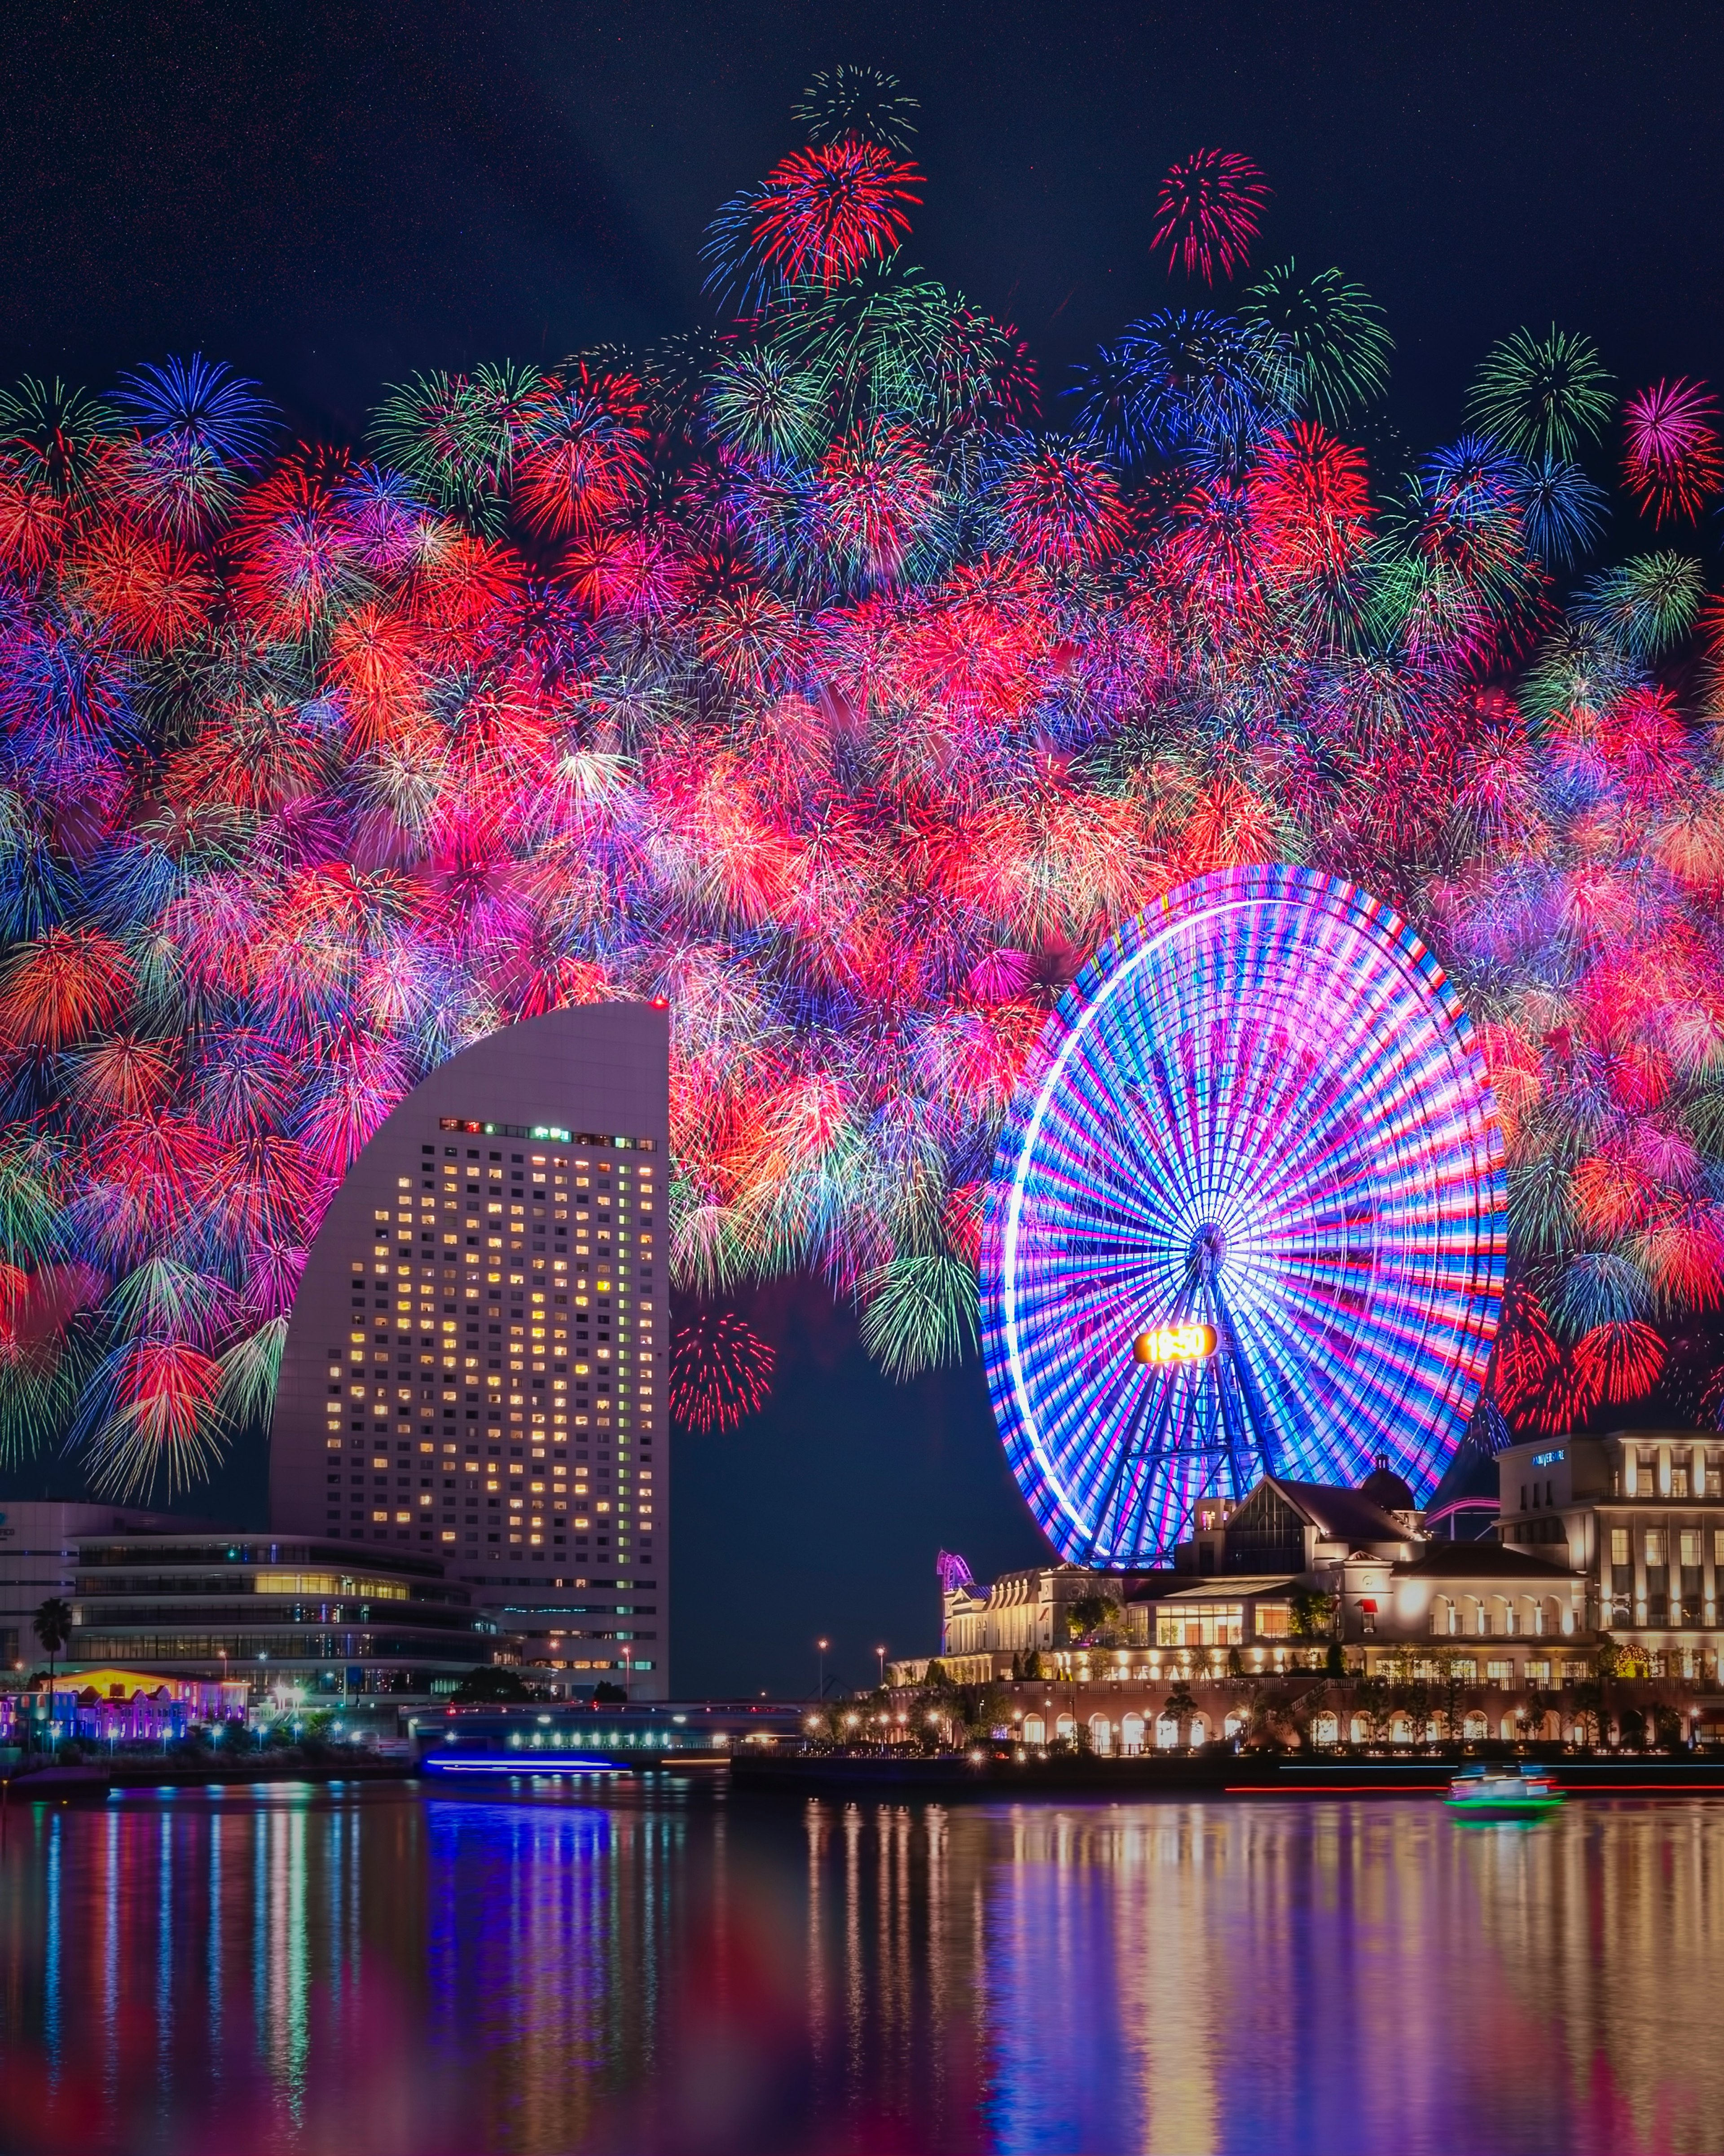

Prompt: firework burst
[0,110,1718,1496]
[670,1311,777,1432]
[1150,150,1271,285]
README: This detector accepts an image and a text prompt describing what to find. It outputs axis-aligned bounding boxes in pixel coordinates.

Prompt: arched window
[1156,1715,1181,1749]
[1055,1713,1077,1742]
[1089,1713,1113,1755]
[1022,1714,1046,1745]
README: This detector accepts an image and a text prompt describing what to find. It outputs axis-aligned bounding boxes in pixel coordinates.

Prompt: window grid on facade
[270,1006,669,1697]
[323,1138,661,1575]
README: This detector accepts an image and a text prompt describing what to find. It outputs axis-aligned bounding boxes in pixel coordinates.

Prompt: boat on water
[1447,1764,1562,1814]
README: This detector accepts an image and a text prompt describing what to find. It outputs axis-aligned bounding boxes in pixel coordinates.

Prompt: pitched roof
[1153,1576,1302,1600]
[1393,1540,1577,1581]
[1267,1480,1409,1544]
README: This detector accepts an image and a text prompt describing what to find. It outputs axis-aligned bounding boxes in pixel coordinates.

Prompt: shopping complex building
[902,1430,1724,1751]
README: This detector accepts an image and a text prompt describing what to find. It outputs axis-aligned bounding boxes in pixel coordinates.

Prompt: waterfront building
[1495,1430,1724,1659]
[932,1469,1587,1684]
[913,1433,1724,1751]
[0,1500,185,1670]
[61,1531,494,1708]
[267,1002,671,1698]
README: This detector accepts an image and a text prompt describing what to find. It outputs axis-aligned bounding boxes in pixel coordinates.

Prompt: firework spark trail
[0,82,1720,1487]
[670,1311,777,1433]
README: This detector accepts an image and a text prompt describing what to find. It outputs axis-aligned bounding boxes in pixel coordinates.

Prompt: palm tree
[33,1596,73,1755]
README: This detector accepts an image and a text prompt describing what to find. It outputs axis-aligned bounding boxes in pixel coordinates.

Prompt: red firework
[1150,149,1270,284]
[670,1312,776,1433]
[513,367,651,539]
[815,421,938,582]
[1574,1320,1667,1404]
[1249,426,1373,580]
[750,142,922,287]
[1622,379,1724,526]
[999,441,1130,569]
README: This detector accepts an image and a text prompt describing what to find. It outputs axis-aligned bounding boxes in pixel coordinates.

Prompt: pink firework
[1622,378,1724,526]
[669,1313,776,1433]
[1150,149,1270,284]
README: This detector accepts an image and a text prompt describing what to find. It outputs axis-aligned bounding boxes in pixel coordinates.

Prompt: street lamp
[817,1637,829,1702]
[875,1644,887,1689]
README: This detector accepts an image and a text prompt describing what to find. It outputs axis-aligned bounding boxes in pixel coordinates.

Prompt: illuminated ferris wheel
[980,865,1507,1567]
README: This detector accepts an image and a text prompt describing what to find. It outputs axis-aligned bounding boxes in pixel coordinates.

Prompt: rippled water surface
[2,1778,1720,2153]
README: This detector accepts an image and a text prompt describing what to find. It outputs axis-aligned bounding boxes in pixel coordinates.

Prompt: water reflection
[2,1786,1721,2153]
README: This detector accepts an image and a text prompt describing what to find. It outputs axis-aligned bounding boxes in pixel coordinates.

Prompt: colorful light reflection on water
[1,1784,1720,2153]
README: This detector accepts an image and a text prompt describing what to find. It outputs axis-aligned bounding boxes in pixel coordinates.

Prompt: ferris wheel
[980,865,1507,1568]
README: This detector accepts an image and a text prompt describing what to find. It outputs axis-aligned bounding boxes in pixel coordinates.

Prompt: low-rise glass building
[67,1533,497,1705]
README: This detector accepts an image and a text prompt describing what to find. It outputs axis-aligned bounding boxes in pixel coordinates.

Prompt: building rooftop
[1359,1455,1418,1515]
[1136,1575,1302,1602]
[1393,1540,1576,1581]
[1268,1481,1409,1545]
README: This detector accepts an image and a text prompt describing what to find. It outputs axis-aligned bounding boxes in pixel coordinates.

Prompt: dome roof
[1359,1451,1417,1515]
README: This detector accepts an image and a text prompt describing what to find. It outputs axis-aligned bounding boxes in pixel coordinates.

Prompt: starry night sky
[4,0,1724,1693]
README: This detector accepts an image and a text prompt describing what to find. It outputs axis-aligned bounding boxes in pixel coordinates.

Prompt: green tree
[1163,1680,1199,1746]
[1288,1587,1337,1640]
[1065,1595,1122,1643]
[959,1681,1009,1741]
[1516,1689,1555,1746]
[32,1596,72,1753]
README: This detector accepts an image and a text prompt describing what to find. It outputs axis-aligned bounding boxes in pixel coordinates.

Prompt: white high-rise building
[268,1003,671,1697]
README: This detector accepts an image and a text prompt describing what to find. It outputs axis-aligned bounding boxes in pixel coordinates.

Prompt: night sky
[5,0,1724,1695]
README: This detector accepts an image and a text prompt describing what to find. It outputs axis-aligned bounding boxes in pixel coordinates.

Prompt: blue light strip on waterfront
[421,1755,630,1776]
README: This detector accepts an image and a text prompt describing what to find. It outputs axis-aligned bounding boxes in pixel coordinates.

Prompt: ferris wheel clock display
[980,865,1507,1568]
